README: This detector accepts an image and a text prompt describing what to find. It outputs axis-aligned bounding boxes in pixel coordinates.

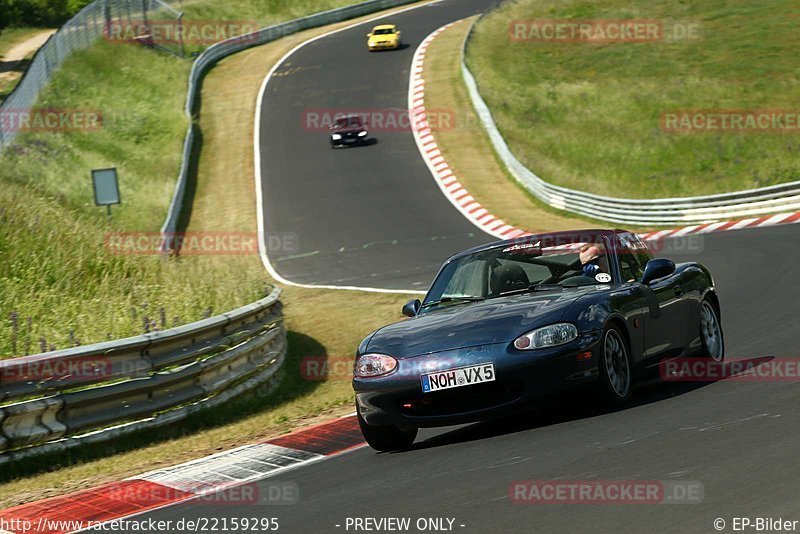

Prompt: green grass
[467,0,800,198]
[0,78,17,101]
[421,18,593,234]
[180,0,363,26]
[147,0,367,56]
[0,41,268,356]
[0,0,369,357]
[0,180,267,356]
[0,5,423,506]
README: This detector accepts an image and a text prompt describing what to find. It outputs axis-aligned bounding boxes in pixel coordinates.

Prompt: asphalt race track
[257,0,500,290]
[121,1,800,532]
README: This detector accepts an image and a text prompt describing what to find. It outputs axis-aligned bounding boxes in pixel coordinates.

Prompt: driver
[579,243,605,277]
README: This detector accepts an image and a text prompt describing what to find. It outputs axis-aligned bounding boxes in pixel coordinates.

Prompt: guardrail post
[103,0,112,38]
[177,13,185,57]
[0,408,8,452]
[142,0,149,28]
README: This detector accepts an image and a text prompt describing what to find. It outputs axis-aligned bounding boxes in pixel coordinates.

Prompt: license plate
[421,363,495,393]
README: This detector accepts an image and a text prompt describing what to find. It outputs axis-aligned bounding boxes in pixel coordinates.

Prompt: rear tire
[598,325,633,403]
[357,407,417,452]
[698,299,724,362]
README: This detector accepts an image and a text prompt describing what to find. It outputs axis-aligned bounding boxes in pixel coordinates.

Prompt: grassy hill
[467,0,800,198]
[0,0,363,357]
[0,41,267,356]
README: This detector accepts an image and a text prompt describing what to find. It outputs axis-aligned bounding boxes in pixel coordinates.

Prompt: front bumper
[354,331,602,427]
[368,41,399,50]
[331,132,367,146]
[331,138,362,146]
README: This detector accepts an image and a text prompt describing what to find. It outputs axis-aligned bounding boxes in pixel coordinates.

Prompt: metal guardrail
[160,0,421,249]
[461,20,800,226]
[0,288,285,461]
[0,0,426,461]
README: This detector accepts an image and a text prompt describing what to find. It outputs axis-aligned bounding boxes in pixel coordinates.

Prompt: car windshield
[373,28,395,35]
[334,116,362,128]
[421,236,612,311]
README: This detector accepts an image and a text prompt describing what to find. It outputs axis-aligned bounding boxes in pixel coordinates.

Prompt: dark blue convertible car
[353,229,724,451]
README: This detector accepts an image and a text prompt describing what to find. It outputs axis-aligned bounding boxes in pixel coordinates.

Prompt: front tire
[598,325,633,403]
[698,299,724,362]
[357,407,417,452]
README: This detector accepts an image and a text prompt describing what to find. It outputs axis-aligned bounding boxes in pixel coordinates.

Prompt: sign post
[91,167,121,216]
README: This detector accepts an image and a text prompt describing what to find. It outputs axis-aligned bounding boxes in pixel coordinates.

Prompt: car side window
[617,234,652,282]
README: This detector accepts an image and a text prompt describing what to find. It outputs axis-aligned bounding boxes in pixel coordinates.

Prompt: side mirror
[366,33,372,37]
[402,299,421,317]
[641,258,676,285]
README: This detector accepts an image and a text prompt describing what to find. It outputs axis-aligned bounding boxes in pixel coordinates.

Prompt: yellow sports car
[367,24,401,51]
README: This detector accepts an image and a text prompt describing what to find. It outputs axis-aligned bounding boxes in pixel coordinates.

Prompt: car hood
[366,290,584,359]
[369,35,398,44]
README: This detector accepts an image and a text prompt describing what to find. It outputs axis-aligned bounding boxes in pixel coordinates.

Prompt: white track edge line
[253,1,445,296]
[72,416,365,534]
[71,452,329,534]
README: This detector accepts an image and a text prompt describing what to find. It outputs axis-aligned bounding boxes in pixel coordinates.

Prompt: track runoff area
[4,0,800,533]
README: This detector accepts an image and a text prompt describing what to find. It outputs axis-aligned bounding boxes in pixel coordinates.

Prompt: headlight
[358,131,367,137]
[514,323,578,350]
[331,134,342,140]
[354,353,398,378]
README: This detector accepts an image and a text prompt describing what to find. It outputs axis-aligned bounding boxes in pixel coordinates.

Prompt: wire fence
[0,0,185,149]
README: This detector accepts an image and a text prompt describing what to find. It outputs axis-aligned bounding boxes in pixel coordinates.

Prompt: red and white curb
[410,22,800,245]
[5,18,800,534]
[409,23,528,242]
[0,416,365,534]
[636,211,800,242]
